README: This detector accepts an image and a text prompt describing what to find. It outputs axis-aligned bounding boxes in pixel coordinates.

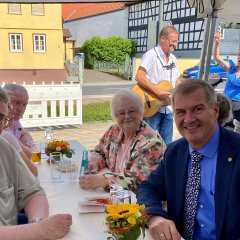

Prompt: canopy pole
[198,15,211,80]
[203,10,218,82]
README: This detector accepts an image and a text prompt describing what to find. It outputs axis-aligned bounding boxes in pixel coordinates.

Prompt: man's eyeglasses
[166,38,178,46]
[116,109,138,119]
[0,115,10,126]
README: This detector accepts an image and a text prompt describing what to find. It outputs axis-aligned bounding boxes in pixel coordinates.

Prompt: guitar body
[132,80,173,118]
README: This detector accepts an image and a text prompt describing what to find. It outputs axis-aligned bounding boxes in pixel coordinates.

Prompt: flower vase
[120,226,141,240]
[108,226,142,240]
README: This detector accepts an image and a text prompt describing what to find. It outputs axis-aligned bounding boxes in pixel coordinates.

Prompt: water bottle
[79,150,89,176]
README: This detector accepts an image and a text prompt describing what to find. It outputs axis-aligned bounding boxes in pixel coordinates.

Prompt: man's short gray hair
[3,83,28,96]
[172,79,217,108]
[159,25,179,38]
[111,89,144,121]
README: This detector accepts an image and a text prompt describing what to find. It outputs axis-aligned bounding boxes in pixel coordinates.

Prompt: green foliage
[81,36,137,68]
[82,101,112,123]
[220,22,235,29]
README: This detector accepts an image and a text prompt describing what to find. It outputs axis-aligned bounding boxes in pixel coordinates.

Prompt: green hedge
[81,36,137,68]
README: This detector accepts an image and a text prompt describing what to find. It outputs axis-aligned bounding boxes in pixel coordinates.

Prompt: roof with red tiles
[62,3,126,22]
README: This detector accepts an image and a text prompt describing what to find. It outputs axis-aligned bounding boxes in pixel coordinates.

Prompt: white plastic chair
[233,119,240,133]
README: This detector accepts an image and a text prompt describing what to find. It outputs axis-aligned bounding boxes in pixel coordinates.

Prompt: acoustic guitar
[132,80,173,118]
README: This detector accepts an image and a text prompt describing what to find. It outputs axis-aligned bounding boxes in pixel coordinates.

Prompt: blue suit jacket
[137,126,240,240]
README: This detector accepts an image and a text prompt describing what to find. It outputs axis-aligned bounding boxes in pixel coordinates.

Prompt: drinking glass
[116,190,131,204]
[66,158,79,182]
[31,141,41,165]
[109,183,123,204]
[49,152,64,182]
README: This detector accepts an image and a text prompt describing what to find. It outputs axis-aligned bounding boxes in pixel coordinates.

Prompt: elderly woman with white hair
[79,89,166,192]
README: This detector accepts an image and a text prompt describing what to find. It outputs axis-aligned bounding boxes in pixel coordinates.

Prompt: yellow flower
[107,203,140,218]
[127,216,137,225]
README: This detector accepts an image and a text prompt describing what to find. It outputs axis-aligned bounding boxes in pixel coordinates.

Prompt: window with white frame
[9,33,23,52]
[33,34,46,52]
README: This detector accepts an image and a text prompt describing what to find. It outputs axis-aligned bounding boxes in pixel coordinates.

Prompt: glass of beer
[31,141,41,164]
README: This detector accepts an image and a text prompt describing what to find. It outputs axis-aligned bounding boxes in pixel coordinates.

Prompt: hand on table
[39,214,72,240]
[149,216,181,240]
[79,174,107,190]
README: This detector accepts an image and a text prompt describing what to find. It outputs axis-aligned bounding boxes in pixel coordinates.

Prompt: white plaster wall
[63,9,128,48]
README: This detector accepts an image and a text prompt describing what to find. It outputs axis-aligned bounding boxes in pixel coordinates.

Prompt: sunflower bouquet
[105,203,148,240]
[45,140,75,158]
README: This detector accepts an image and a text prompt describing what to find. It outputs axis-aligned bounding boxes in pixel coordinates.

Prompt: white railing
[1,81,82,128]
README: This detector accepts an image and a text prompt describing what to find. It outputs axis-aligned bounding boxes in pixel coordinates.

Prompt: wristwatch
[29,218,44,224]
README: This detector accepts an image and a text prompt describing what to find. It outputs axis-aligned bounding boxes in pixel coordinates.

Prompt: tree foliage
[81,36,136,68]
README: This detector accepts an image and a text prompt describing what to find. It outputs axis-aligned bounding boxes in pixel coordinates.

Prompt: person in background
[79,89,166,192]
[0,88,37,176]
[214,31,240,128]
[216,92,233,126]
[3,84,32,159]
[135,25,180,145]
[0,99,72,239]
[137,79,240,240]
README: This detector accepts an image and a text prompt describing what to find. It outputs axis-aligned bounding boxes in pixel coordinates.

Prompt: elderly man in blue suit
[137,79,240,240]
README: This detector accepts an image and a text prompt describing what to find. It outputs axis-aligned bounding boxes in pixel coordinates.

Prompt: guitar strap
[144,91,151,108]
[154,47,175,83]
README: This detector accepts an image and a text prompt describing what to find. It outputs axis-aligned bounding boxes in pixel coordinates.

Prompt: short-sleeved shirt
[140,44,179,113]
[0,137,45,226]
[5,120,22,140]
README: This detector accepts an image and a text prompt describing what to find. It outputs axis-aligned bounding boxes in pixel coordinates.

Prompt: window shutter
[8,4,21,14]
[32,4,44,15]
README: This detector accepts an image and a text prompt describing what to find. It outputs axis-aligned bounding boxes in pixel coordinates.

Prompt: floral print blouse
[90,121,166,192]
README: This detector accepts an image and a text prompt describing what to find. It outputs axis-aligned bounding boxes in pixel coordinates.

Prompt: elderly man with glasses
[0,87,72,239]
[135,25,180,145]
[3,84,33,159]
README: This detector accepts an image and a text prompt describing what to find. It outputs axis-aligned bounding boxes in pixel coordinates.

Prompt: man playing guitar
[135,25,180,144]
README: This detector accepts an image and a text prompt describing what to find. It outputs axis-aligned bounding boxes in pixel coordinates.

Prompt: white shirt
[140,44,179,113]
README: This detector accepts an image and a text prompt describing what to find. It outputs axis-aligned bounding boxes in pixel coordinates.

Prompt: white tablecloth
[38,140,153,240]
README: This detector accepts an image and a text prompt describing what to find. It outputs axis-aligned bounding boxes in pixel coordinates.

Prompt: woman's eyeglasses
[116,109,138,119]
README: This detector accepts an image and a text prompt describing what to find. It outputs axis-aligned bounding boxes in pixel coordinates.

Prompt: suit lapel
[215,128,236,239]
[175,141,189,228]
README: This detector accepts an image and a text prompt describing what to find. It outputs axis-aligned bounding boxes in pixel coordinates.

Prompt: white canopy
[218,0,240,22]
[187,0,240,22]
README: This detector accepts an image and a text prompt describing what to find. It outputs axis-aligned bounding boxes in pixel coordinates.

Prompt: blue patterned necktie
[182,151,203,240]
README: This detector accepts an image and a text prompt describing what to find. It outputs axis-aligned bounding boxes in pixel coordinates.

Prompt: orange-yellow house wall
[65,41,74,62]
[0,3,64,69]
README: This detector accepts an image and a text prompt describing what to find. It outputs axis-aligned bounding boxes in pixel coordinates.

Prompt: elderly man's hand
[148,216,181,240]
[39,214,72,240]
[79,174,107,189]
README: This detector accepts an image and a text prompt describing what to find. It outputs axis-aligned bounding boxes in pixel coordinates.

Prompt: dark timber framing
[128,0,205,54]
